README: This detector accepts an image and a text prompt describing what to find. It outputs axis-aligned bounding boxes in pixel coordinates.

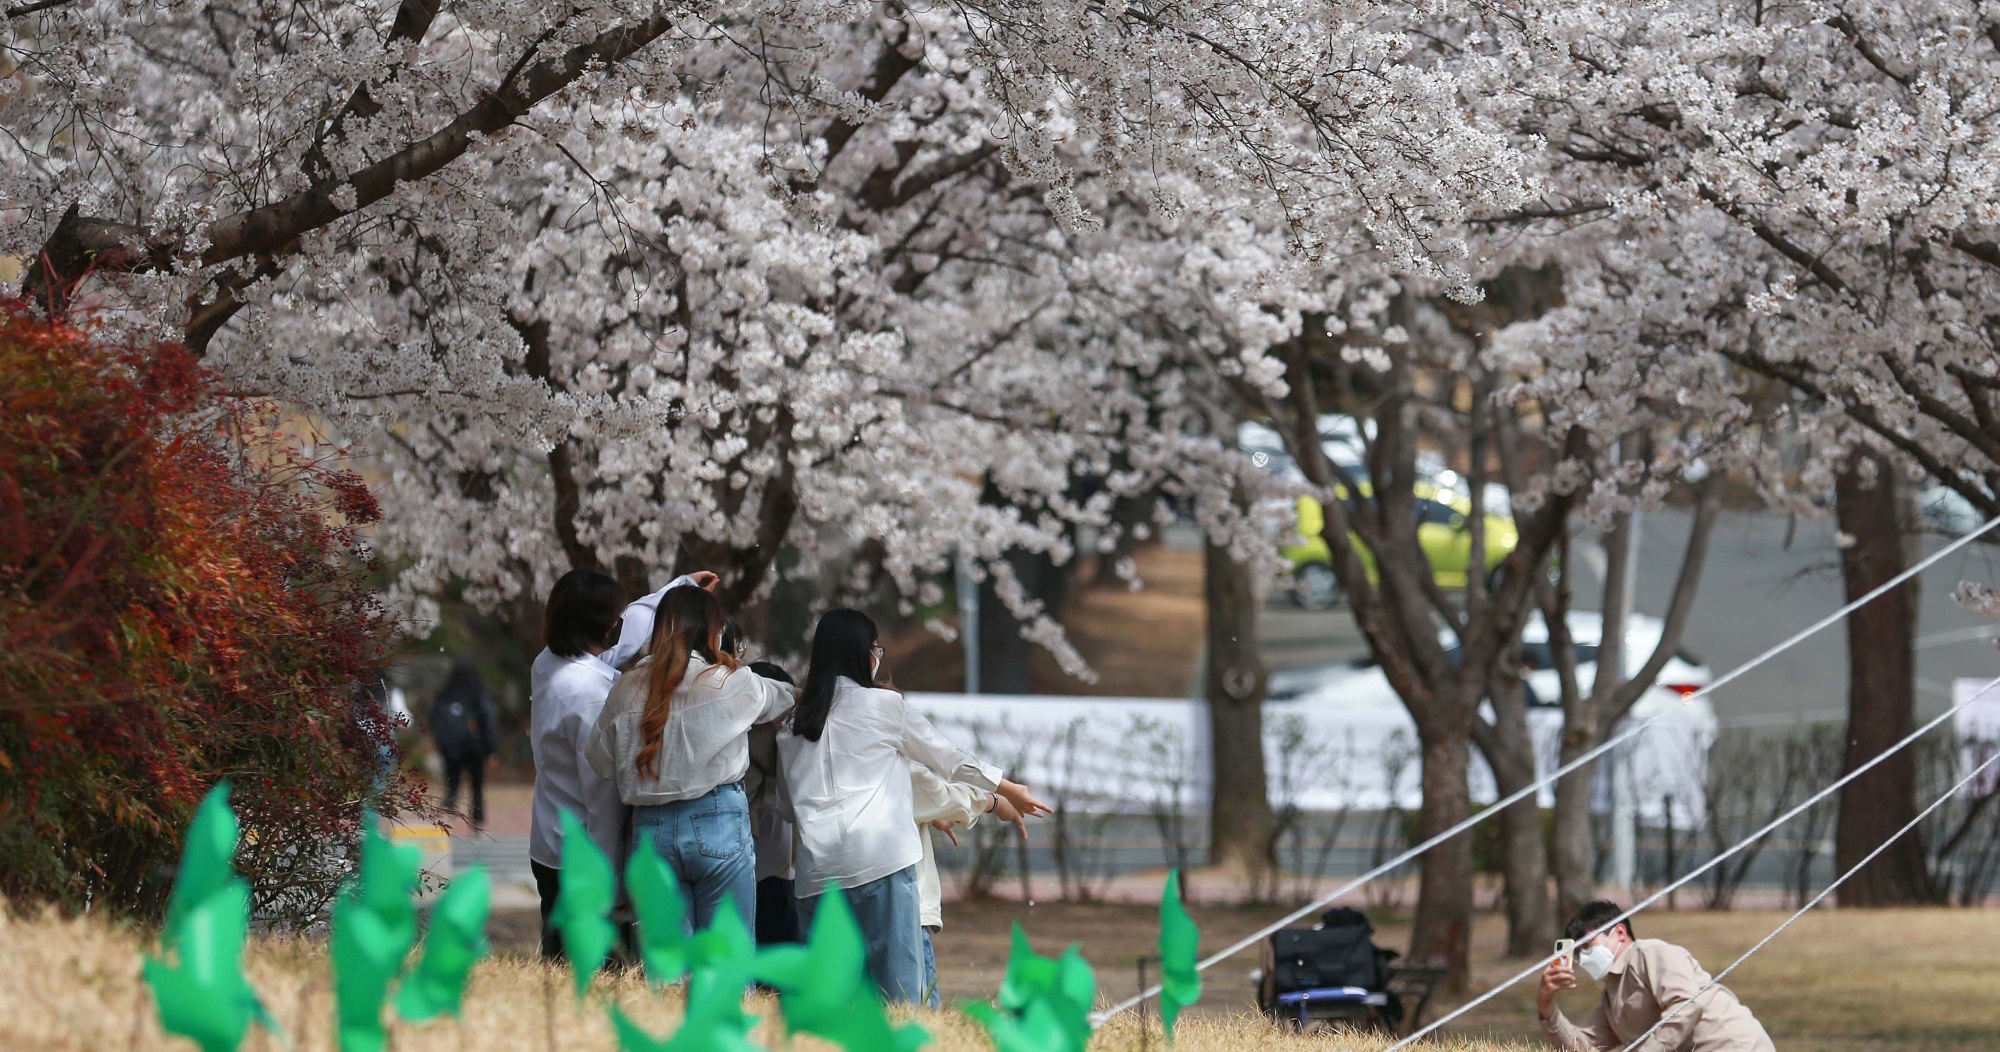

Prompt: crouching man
[1539,901,1776,1051]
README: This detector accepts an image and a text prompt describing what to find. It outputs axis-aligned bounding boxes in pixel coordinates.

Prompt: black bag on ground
[1265,907,1397,996]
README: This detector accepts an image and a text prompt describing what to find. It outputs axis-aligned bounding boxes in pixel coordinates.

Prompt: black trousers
[532,860,565,960]
[442,754,486,825]
[755,876,800,946]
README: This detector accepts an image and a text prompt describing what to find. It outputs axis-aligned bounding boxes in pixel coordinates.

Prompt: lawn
[4,900,1533,1052]
[927,899,2000,1052]
[10,896,1996,1051]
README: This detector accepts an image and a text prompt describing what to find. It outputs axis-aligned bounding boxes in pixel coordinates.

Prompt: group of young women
[527,568,1049,1004]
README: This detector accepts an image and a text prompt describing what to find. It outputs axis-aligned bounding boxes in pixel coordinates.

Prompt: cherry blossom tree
[1455,0,2000,909]
[1,1,1532,632]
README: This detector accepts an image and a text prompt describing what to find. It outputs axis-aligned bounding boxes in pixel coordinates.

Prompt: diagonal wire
[1092,513,2000,1024]
[1614,746,2000,1052]
[1382,671,2000,1051]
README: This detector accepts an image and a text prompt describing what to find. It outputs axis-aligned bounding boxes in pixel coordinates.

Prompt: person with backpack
[430,658,500,827]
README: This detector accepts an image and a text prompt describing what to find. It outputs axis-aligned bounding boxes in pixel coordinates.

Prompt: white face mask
[1577,944,1617,981]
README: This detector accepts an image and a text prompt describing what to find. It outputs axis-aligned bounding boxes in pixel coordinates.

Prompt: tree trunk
[1551,741,1599,920]
[1410,717,1476,993]
[1833,451,1935,906]
[1203,537,1274,880]
[968,480,1080,696]
[1476,671,1555,957]
[976,543,1063,694]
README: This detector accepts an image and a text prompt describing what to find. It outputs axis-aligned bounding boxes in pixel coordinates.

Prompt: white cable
[1615,746,2000,1052]
[1091,512,2000,1024]
[1382,671,2000,1052]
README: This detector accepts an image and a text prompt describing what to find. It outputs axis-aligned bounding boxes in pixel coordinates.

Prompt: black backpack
[1266,907,1398,994]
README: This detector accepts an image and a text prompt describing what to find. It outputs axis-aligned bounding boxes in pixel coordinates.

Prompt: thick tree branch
[2,0,78,17]
[1948,232,2000,272]
[510,308,601,573]
[1716,344,2000,518]
[25,2,692,318]
[819,35,921,174]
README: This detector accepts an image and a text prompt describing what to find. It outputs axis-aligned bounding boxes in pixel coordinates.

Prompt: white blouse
[527,649,625,870]
[586,653,795,806]
[603,574,701,671]
[525,573,699,868]
[778,677,1002,894]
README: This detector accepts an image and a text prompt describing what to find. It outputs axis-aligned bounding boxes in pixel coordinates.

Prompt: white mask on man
[1577,944,1617,981]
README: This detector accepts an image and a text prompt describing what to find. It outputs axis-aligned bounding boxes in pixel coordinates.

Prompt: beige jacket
[1542,939,1776,1052]
[910,762,990,930]
[585,653,793,806]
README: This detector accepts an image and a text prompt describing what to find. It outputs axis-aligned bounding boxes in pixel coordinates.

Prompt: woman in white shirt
[530,568,710,960]
[588,586,795,934]
[780,608,1049,1004]
[527,569,629,960]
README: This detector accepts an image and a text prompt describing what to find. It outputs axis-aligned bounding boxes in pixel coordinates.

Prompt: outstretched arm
[603,572,709,669]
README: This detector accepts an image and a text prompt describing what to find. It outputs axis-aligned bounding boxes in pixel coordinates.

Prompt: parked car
[1274,611,1713,720]
[1917,479,1992,537]
[1281,483,1520,610]
[1239,418,1365,484]
[1240,415,1451,484]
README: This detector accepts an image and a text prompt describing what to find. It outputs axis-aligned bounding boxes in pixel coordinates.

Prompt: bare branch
[1602,473,1724,728]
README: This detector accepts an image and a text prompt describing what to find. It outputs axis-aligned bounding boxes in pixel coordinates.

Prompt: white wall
[909,692,1715,826]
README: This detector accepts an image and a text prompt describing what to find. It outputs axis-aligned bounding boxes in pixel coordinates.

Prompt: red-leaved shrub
[0,301,424,923]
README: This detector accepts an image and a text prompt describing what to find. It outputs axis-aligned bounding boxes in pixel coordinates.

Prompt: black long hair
[544,569,622,658]
[793,608,879,742]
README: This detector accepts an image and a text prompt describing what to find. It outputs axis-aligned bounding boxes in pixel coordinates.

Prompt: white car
[1239,418,1362,484]
[1276,611,1714,721]
[1918,480,1991,537]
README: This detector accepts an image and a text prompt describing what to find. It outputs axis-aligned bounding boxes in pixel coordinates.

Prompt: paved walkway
[390,783,541,908]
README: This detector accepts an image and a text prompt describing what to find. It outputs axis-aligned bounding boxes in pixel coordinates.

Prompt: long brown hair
[633,586,738,779]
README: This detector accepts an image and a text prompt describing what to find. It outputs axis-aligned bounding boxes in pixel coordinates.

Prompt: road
[1252,508,2000,723]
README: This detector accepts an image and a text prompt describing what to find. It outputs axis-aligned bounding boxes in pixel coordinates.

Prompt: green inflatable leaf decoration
[969,925,1094,1052]
[162,784,240,956]
[1158,869,1201,1041]
[551,810,617,997]
[331,898,402,1052]
[352,822,421,956]
[143,880,269,1052]
[753,888,926,1052]
[330,817,423,1052]
[395,867,491,1022]
[996,922,1056,1013]
[625,839,689,987]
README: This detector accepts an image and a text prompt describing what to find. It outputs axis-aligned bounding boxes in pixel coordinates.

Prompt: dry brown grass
[9,899,1997,1052]
[932,899,2000,1052]
[0,902,1538,1052]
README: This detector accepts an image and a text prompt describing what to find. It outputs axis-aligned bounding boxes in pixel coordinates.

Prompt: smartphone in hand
[1553,938,1575,965]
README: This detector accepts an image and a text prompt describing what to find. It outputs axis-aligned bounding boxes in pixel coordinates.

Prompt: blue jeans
[631,782,755,936]
[797,866,924,1004]
[922,927,941,1009]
